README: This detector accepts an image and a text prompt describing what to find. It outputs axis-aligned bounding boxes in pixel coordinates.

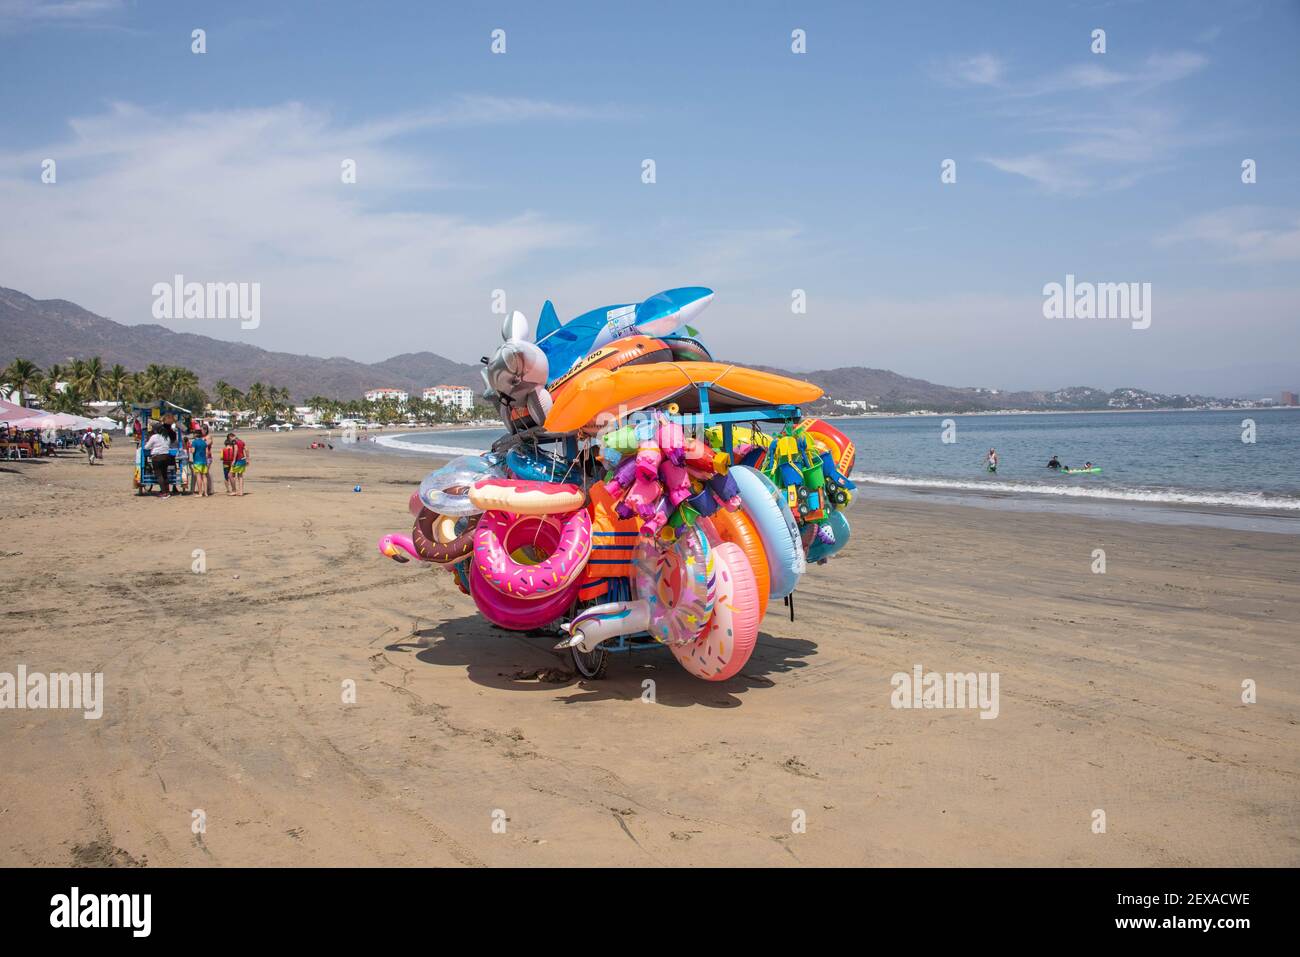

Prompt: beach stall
[376,287,858,680]
[131,399,193,494]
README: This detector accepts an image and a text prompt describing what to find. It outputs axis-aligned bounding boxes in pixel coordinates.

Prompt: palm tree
[75,357,108,401]
[52,383,90,416]
[2,358,42,406]
[244,382,269,423]
[140,364,168,401]
[44,363,67,396]
[34,377,61,409]
[106,364,130,415]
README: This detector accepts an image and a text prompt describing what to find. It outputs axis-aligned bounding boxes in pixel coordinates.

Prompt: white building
[364,388,408,405]
[422,385,474,411]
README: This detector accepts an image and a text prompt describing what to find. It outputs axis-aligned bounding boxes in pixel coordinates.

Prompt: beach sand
[1,432,1297,867]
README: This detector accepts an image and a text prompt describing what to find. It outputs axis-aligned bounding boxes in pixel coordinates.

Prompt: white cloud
[964,51,1213,193]
[0,100,601,359]
[0,0,123,28]
[934,53,1006,87]
[1011,52,1208,98]
[1159,207,1300,263]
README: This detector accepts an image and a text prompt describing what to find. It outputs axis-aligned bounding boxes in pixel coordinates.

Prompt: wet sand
[1,432,1297,866]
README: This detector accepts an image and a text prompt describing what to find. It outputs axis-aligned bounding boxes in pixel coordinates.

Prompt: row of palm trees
[2,357,210,418]
[211,380,295,424]
[3,357,484,426]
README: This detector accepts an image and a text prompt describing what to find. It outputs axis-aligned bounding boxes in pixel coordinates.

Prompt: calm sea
[361,409,1300,530]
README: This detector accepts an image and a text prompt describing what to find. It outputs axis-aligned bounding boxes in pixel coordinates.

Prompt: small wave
[372,433,490,457]
[850,472,1300,511]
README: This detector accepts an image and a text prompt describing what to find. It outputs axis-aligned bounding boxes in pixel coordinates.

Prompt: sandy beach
[1,432,1297,867]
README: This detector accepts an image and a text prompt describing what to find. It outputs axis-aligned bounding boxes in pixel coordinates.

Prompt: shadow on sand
[385,612,817,708]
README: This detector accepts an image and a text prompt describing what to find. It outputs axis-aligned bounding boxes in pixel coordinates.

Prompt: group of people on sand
[79,427,110,464]
[142,420,249,499]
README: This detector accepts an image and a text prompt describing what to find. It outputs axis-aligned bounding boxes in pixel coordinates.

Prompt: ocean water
[363,409,1300,526]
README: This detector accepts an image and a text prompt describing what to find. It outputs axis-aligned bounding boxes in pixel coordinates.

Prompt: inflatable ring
[419,455,505,516]
[807,509,850,563]
[470,568,578,631]
[663,336,712,363]
[670,542,760,681]
[704,507,770,619]
[802,418,855,476]
[469,477,586,516]
[631,525,716,647]
[473,509,592,599]
[506,444,586,484]
[412,502,477,565]
[729,465,805,600]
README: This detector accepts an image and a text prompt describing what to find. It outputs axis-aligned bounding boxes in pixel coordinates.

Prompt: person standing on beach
[144,424,172,498]
[190,429,210,498]
[81,428,96,465]
[199,425,214,495]
[221,436,235,493]
[226,432,249,496]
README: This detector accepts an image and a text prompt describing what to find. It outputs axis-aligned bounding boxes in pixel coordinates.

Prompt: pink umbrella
[0,397,38,421]
[4,412,91,430]
[4,414,55,429]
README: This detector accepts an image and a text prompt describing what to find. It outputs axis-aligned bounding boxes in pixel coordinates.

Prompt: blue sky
[1,0,1297,395]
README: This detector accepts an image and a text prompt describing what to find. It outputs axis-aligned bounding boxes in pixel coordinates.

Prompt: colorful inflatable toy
[378,284,858,680]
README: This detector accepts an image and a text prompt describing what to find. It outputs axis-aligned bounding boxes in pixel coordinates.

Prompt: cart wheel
[570,644,609,679]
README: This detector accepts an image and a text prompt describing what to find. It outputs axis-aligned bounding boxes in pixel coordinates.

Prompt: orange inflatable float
[548,334,670,397]
[706,507,770,619]
[544,361,824,433]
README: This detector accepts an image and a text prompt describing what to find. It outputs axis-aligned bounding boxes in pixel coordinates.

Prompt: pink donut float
[670,542,760,681]
[470,567,578,630]
[468,477,586,516]
[473,509,592,599]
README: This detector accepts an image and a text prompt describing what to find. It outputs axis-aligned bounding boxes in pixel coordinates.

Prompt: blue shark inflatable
[535,286,714,382]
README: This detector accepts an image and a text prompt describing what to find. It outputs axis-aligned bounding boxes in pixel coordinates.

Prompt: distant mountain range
[0,287,483,400]
[0,286,1259,412]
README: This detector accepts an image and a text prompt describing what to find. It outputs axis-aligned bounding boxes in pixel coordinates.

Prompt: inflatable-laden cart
[378,287,858,680]
[130,400,192,495]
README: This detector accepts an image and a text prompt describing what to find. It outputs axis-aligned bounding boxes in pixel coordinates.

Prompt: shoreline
[344,427,1300,534]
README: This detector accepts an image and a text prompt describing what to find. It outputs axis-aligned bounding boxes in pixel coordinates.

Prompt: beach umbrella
[0,398,41,422]
[3,413,55,429]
